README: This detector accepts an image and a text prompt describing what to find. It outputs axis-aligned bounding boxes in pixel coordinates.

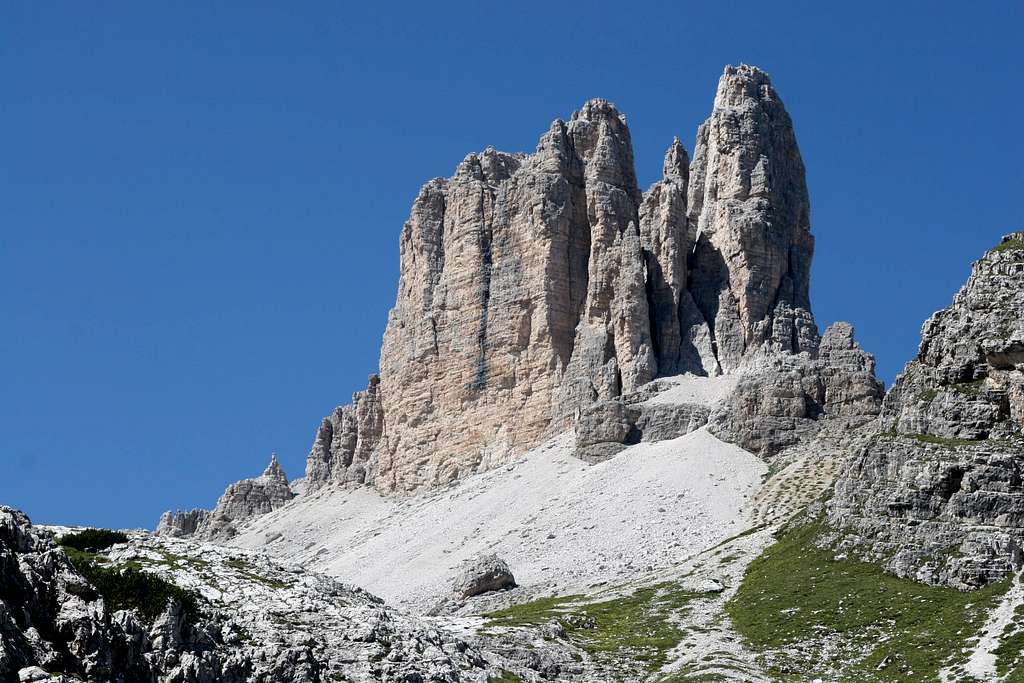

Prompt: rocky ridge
[157,454,294,542]
[828,232,1024,588]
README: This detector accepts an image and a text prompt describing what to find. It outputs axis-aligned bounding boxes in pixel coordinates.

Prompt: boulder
[452,555,516,599]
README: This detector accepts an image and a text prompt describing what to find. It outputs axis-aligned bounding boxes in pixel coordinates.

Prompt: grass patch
[727,518,1009,681]
[995,604,1024,680]
[908,433,983,448]
[487,583,702,675]
[992,238,1024,253]
[490,671,523,682]
[225,557,290,589]
[949,379,986,397]
[59,528,128,552]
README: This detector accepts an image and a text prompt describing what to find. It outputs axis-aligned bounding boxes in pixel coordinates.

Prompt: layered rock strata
[575,321,883,461]
[304,375,384,490]
[827,233,1024,588]
[304,64,825,493]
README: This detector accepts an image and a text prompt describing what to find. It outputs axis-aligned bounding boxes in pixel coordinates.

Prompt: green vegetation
[225,557,290,589]
[67,554,200,620]
[992,237,1024,253]
[58,528,128,552]
[950,379,986,396]
[727,518,1009,682]
[908,432,983,448]
[995,604,1024,680]
[487,582,703,675]
[490,671,523,682]
[58,527,199,621]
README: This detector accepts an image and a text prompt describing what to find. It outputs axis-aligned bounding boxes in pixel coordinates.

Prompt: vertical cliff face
[685,64,818,372]
[302,65,822,494]
[371,100,656,493]
[305,375,384,489]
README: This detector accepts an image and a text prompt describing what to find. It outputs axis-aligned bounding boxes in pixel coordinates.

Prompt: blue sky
[3,1,1021,529]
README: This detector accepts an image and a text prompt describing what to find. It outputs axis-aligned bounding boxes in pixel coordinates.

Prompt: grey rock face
[301,64,822,493]
[708,322,883,457]
[305,374,384,491]
[155,508,210,538]
[452,554,517,599]
[687,65,818,372]
[157,454,295,541]
[1,506,501,682]
[374,99,656,492]
[827,233,1024,588]
[573,383,713,461]
[639,137,722,377]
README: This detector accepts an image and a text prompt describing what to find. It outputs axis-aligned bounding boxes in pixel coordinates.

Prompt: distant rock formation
[304,64,829,494]
[155,508,209,538]
[156,454,294,540]
[686,65,818,372]
[828,233,1024,588]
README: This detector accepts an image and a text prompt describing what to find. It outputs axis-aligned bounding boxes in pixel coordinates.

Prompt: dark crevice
[470,182,494,392]
[685,233,723,366]
[936,466,967,501]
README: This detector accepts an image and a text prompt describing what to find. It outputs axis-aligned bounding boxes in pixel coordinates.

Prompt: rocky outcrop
[573,383,713,462]
[452,554,517,600]
[686,64,819,372]
[827,233,1024,588]
[640,138,718,376]
[1,506,501,682]
[708,322,884,457]
[0,507,154,681]
[156,454,294,541]
[373,99,656,492]
[304,375,384,491]
[155,508,209,538]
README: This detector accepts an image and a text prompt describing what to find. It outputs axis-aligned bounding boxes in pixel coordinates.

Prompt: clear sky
[3,1,1021,529]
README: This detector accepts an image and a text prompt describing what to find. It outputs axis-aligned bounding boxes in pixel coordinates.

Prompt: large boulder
[452,555,517,600]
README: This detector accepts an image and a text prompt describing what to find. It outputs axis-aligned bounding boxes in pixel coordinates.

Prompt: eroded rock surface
[157,454,294,541]
[828,233,1024,588]
[707,322,883,457]
[305,375,384,491]
[686,64,819,372]
[302,64,826,493]
[372,99,657,493]
[0,506,502,682]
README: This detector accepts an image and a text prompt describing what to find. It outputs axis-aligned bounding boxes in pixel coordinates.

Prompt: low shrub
[59,528,129,552]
